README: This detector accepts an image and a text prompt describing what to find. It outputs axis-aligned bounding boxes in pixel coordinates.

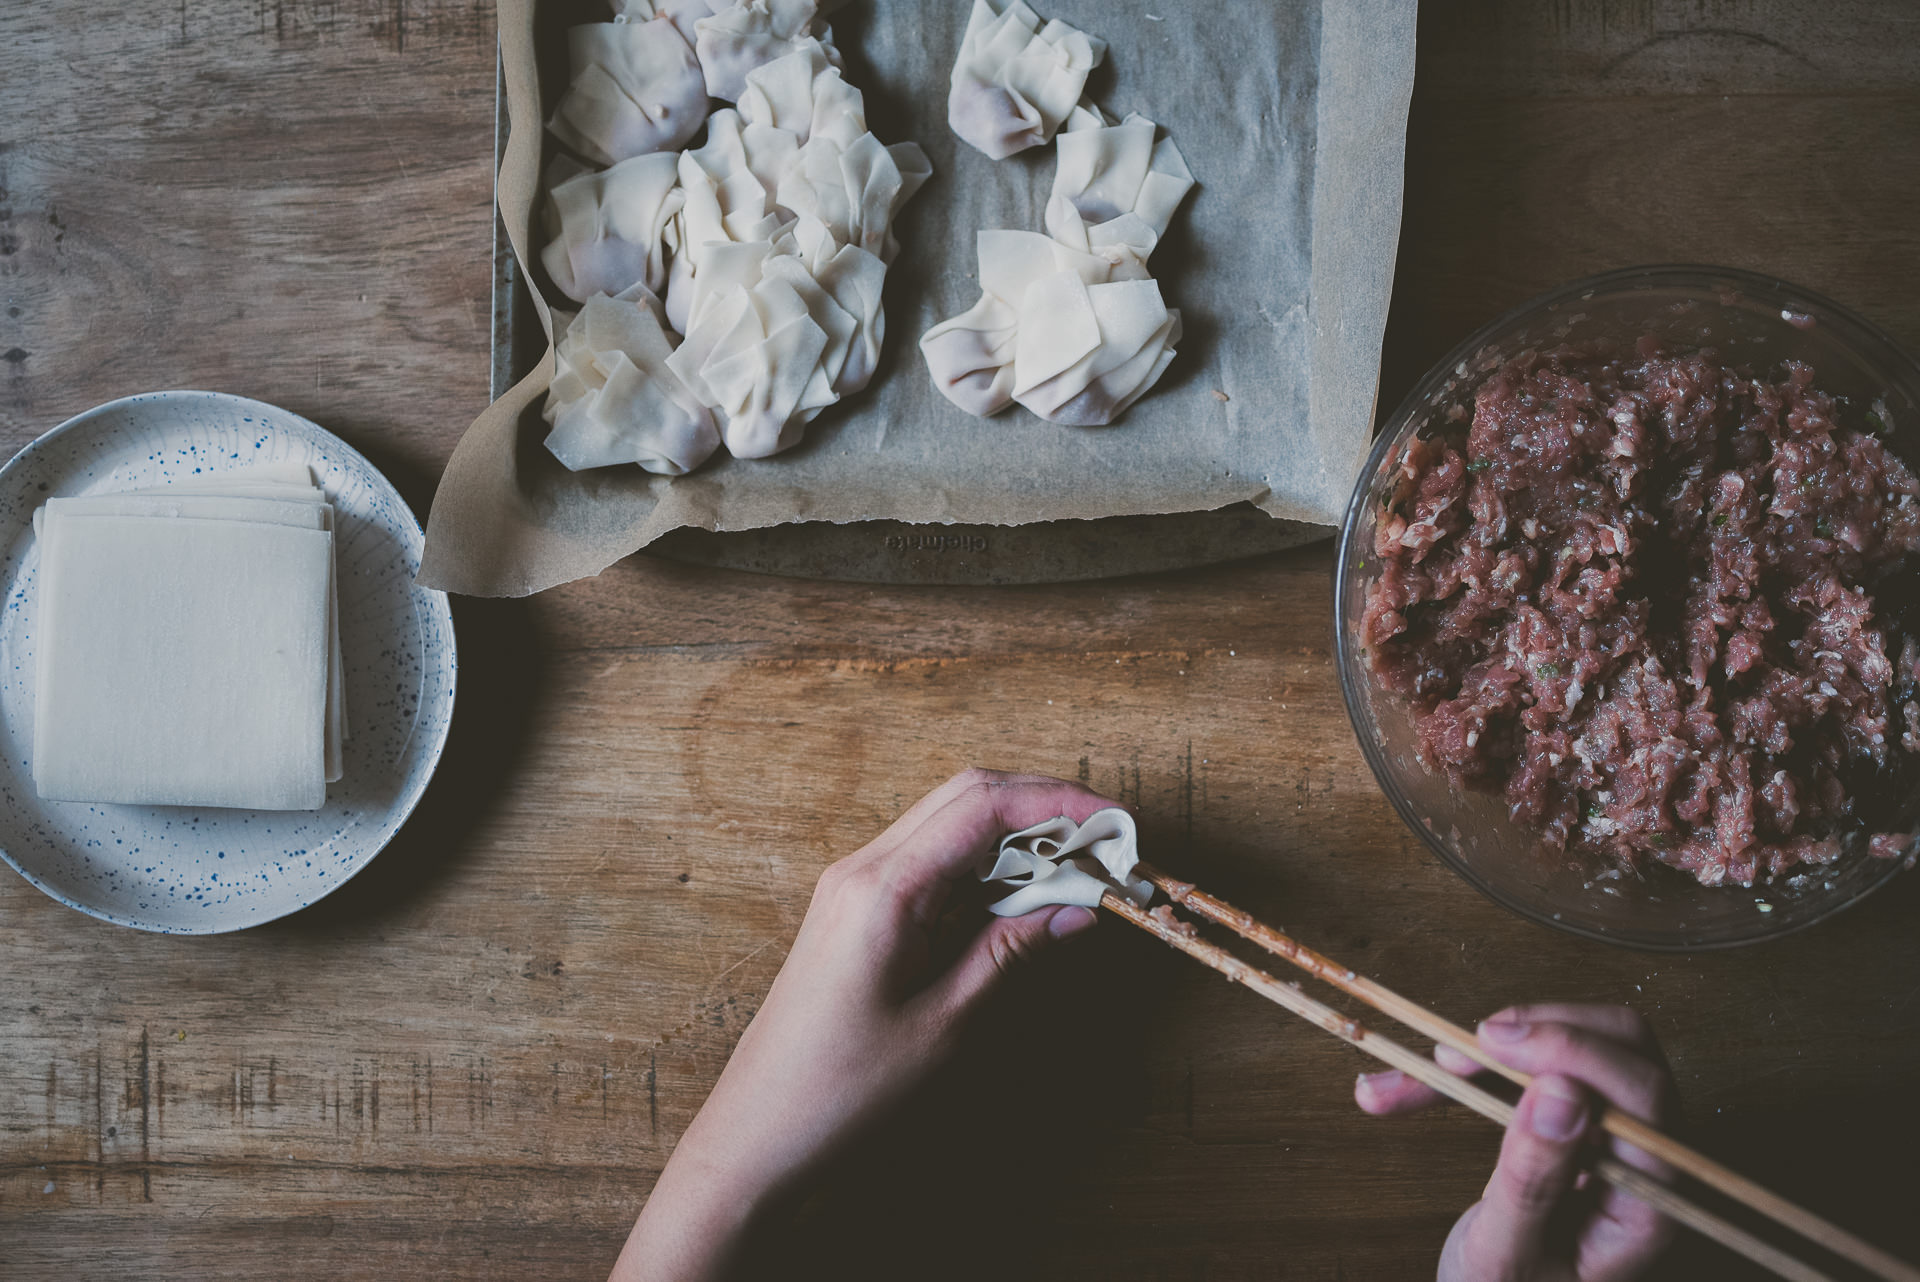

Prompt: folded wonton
[737,38,866,147]
[544,288,722,476]
[668,109,798,331]
[666,242,843,458]
[978,808,1152,917]
[612,0,725,45]
[694,0,837,102]
[1014,276,1182,428]
[540,153,686,304]
[549,18,712,165]
[776,131,932,263]
[1045,111,1196,273]
[920,229,1111,418]
[948,0,1106,160]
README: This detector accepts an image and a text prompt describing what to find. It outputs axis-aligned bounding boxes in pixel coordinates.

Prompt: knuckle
[1499,1151,1567,1216]
[988,923,1040,975]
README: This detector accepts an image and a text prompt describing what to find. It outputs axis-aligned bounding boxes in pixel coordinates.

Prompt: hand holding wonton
[611,770,1113,1282]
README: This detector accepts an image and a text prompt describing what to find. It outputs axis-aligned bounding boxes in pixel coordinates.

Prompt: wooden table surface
[4,2,1918,1278]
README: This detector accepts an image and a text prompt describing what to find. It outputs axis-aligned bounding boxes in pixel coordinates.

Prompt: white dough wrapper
[919,230,1114,417]
[978,808,1152,917]
[540,153,686,305]
[737,38,866,147]
[1046,112,1196,269]
[549,17,711,166]
[919,293,1019,417]
[1016,279,1182,428]
[777,133,931,264]
[665,242,846,459]
[694,0,836,103]
[948,0,1106,160]
[544,289,722,476]
[612,0,725,45]
[669,109,799,331]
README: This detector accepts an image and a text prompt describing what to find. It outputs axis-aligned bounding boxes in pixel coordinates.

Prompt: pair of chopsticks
[1100,864,1920,1282]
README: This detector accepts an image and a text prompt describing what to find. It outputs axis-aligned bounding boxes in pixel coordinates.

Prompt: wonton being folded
[544,288,722,476]
[549,18,712,165]
[540,153,686,304]
[948,0,1106,160]
[978,808,1153,917]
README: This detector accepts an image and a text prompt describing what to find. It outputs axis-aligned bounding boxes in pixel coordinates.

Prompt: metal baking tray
[489,56,1328,586]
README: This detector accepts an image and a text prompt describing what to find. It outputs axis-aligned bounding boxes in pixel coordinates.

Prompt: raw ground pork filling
[1363,342,1920,887]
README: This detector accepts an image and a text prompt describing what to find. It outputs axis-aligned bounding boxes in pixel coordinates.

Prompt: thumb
[925,905,1098,1020]
[1460,1074,1592,1275]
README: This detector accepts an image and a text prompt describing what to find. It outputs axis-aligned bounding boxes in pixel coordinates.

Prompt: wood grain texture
[3,2,1919,1279]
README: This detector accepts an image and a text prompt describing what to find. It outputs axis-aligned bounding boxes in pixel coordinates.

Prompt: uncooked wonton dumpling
[978,808,1152,917]
[540,152,686,305]
[545,288,722,476]
[694,0,838,103]
[1046,111,1195,273]
[948,0,1106,160]
[549,18,712,165]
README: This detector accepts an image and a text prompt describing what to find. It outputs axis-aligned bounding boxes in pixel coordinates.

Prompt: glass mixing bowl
[1335,266,1920,950]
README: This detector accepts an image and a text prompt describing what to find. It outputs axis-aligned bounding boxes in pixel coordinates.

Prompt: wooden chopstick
[1129,864,1920,1282]
[1101,889,1879,1282]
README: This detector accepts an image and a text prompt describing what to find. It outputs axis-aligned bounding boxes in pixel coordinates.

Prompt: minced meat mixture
[1362,342,1920,887]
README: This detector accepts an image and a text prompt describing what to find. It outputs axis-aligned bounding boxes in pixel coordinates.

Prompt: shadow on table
[740,812,1920,1281]
[251,420,550,936]
[277,591,545,934]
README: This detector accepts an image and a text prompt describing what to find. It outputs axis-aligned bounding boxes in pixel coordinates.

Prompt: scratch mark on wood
[369,1069,380,1135]
[1179,739,1195,838]
[45,1059,56,1147]
[711,938,777,988]
[94,1047,104,1199]
[602,1062,610,1121]
[647,1052,657,1141]
[138,1027,152,1203]
[426,1056,434,1135]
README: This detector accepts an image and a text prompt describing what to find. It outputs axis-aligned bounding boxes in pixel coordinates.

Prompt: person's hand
[1355,1004,1679,1282]
[613,769,1117,1282]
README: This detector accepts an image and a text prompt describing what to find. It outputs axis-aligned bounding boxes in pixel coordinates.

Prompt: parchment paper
[420,0,1416,597]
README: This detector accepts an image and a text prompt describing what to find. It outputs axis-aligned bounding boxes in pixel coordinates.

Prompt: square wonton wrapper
[421,0,1415,597]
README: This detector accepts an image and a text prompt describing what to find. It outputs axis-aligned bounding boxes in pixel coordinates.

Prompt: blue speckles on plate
[0,391,458,934]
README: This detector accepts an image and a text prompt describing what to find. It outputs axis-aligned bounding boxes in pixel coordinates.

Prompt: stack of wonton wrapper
[422,0,1416,598]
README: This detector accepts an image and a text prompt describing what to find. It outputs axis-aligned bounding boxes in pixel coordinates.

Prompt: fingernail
[1480,1018,1530,1044]
[1530,1077,1588,1142]
[1049,906,1098,939]
[1356,1070,1403,1095]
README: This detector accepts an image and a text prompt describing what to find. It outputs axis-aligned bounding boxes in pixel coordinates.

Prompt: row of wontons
[923,0,1197,428]
[538,0,931,474]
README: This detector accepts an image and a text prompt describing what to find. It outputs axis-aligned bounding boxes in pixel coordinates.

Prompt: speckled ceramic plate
[0,391,457,933]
